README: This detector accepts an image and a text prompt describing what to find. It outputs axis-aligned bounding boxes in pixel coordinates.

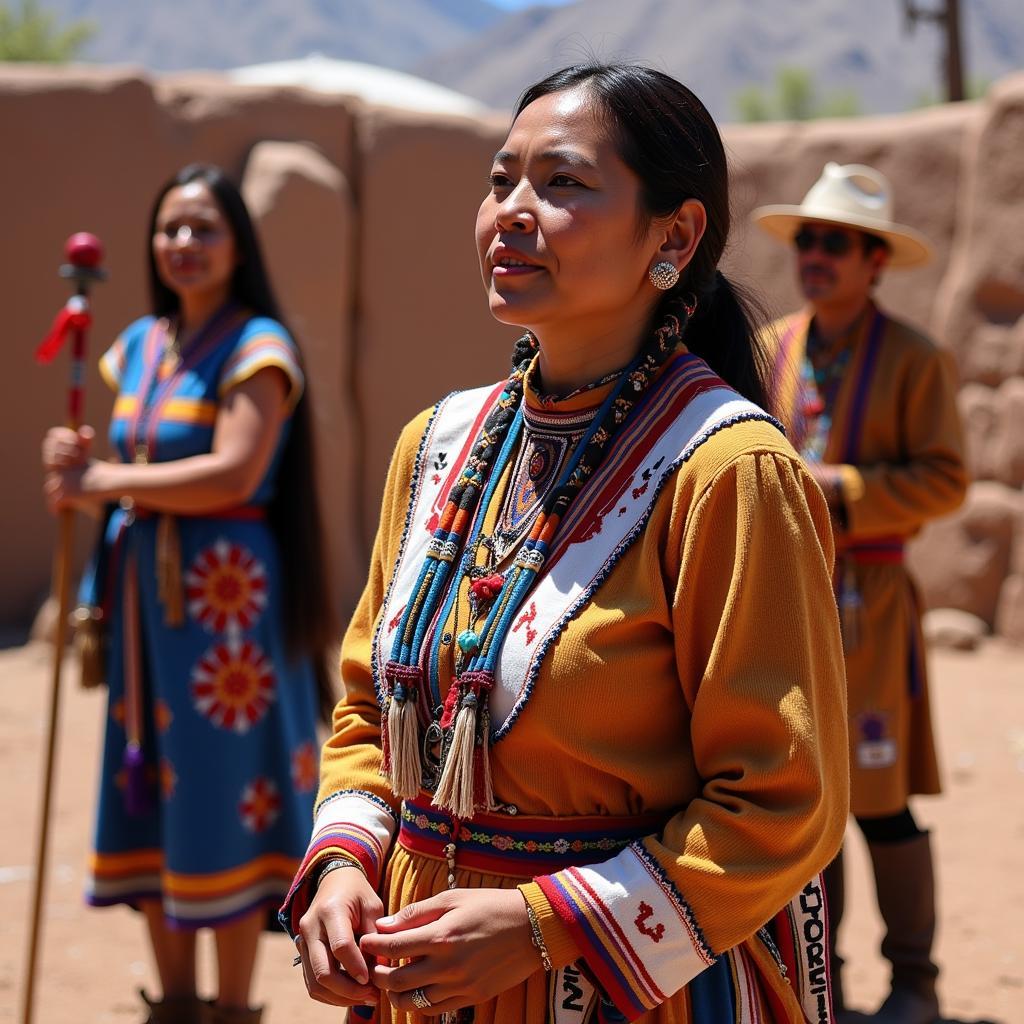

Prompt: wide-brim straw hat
[751,161,932,268]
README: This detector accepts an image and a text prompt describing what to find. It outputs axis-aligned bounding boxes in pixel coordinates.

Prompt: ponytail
[660,270,772,411]
[268,386,338,724]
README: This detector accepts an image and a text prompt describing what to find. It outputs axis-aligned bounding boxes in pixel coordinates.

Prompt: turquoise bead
[457,630,480,654]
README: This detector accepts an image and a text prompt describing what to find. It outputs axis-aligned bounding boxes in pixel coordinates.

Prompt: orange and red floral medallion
[186,539,268,634]
[190,636,276,734]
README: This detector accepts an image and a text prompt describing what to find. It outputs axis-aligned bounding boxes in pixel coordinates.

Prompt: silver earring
[648,261,679,290]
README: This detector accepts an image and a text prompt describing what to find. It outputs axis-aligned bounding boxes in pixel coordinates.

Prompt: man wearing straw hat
[752,162,967,1024]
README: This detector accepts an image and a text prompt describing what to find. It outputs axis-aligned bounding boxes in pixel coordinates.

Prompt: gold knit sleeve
[838,346,967,537]
[665,450,849,952]
[524,449,849,1017]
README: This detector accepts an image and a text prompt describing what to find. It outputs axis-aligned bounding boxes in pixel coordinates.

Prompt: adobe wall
[3,65,1022,639]
[0,66,358,621]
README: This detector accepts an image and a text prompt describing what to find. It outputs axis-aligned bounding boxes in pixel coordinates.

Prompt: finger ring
[411,987,433,1010]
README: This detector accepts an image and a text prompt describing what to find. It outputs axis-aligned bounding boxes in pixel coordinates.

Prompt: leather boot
[200,1002,263,1024]
[866,832,941,1024]
[139,990,205,1024]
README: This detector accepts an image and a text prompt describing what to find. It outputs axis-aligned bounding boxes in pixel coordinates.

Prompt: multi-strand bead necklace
[383,314,687,819]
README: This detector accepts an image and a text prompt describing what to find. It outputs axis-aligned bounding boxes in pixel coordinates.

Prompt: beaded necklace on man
[382,313,689,819]
[798,305,869,463]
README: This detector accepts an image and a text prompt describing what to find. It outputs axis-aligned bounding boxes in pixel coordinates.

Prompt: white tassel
[433,699,479,820]
[386,695,421,799]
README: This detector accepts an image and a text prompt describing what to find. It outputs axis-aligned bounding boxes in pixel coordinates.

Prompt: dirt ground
[0,639,1021,1024]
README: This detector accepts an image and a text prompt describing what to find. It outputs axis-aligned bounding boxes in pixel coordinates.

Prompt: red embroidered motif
[239,777,281,833]
[576,478,625,543]
[432,473,442,485]
[512,601,538,645]
[634,901,665,943]
[388,604,407,634]
[629,458,666,503]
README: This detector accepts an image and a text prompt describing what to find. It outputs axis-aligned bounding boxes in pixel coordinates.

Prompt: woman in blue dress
[41,164,335,1024]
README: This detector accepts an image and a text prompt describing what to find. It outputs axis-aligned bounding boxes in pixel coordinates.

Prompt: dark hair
[146,163,336,720]
[861,231,891,257]
[515,64,771,409]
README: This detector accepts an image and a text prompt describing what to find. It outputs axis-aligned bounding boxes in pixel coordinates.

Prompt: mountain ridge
[415,0,1024,117]
[38,0,504,72]
[29,0,1024,119]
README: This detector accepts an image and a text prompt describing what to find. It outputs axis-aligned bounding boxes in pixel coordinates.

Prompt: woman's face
[152,181,238,304]
[475,87,662,338]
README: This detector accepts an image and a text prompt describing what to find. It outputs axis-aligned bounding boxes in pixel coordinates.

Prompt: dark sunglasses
[793,227,855,256]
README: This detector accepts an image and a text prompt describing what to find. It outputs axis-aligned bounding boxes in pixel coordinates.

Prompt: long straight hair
[146,163,336,720]
[515,65,772,410]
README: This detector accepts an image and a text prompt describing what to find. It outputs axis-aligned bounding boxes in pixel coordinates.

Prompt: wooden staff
[22,233,106,1024]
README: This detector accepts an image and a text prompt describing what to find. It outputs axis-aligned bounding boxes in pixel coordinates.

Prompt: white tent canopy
[228,54,488,116]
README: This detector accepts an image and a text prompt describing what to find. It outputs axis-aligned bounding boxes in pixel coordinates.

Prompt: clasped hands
[295,869,542,1015]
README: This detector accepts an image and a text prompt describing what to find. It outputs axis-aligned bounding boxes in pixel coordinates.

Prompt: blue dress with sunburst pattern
[80,304,320,929]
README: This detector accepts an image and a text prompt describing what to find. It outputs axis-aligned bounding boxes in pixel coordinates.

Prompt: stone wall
[912,75,1024,643]
[3,64,1022,641]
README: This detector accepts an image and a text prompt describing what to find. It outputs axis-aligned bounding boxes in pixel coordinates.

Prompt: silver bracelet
[314,857,365,891]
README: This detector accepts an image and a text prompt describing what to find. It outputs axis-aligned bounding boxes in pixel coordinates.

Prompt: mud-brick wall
[3,66,1023,641]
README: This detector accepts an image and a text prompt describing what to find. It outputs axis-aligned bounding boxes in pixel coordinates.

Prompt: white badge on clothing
[855,711,897,769]
[549,962,597,1023]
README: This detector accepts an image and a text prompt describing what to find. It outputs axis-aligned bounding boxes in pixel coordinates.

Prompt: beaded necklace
[489,398,601,563]
[382,314,687,818]
[797,307,868,462]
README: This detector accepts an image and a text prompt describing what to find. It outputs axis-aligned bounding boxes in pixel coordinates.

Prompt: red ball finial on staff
[64,231,104,270]
[36,232,108,365]
[59,231,107,286]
